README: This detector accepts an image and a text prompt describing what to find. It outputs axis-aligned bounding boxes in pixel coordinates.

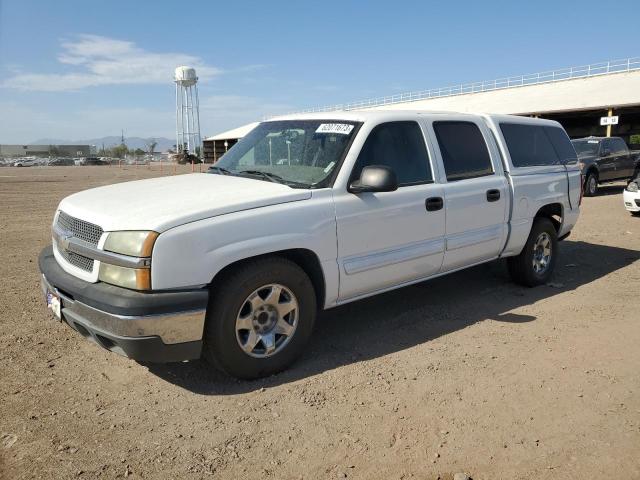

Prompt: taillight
[579,174,584,206]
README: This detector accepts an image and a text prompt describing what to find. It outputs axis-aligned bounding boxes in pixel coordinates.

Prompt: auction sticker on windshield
[316,123,354,135]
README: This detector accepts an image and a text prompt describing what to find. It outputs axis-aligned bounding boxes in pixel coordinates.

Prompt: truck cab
[39,111,582,378]
[571,136,639,195]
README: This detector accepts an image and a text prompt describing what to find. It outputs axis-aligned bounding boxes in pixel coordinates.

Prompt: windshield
[571,139,600,156]
[211,120,360,188]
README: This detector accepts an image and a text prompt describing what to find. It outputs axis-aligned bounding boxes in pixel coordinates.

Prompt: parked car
[47,158,75,166]
[623,176,640,215]
[571,136,640,196]
[39,111,581,379]
[81,157,110,166]
[13,158,39,167]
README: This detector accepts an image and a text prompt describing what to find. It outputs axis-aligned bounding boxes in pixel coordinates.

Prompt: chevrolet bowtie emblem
[58,230,73,250]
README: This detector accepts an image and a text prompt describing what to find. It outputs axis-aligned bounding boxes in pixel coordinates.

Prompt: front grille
[56,211,103,246]
[55,211,103,272]
[59,247,95,272]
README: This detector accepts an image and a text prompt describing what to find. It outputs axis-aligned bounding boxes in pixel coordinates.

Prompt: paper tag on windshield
[588,140,599,143]
[316,123,354,135]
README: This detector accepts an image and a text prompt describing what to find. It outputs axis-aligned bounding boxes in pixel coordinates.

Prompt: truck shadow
[146,240,639,394]
[593,183,628,196]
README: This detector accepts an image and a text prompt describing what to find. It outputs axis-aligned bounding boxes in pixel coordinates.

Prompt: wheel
[508,217,558,287]
[202,257,316,379]
[584,172,598,197]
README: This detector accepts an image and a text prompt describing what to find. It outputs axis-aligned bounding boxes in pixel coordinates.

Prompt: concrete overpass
[299,57,640,145]
[203,57,640,162]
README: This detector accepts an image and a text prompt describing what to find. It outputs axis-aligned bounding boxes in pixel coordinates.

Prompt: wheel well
[534,203,563,233]
[585,166,598,179]
[209,249,326,309]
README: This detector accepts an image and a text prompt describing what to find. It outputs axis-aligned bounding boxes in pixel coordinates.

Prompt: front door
[597,139,617,181]
[334,121,446,301]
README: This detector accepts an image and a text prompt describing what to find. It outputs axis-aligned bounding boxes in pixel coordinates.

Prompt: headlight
[103,231,158,257]
[99,263,151,290]
[100,231,157,289]
[628,182,639,192]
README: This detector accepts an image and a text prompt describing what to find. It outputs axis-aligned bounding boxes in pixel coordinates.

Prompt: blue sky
[0,0,638,143]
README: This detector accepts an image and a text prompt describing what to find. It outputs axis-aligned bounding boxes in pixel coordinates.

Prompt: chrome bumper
[41,274,205,345]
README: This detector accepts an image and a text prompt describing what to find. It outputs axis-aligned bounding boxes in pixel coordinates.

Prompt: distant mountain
[31,136,175,152]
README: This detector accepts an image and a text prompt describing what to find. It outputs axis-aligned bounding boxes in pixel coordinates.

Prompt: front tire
[203,257,316,379]
[508,217,558,287]
[584,172,598,197]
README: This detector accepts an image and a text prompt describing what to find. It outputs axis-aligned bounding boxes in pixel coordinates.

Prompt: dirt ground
[1,166,639,480]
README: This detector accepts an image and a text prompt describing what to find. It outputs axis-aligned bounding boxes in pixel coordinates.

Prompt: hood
[58,173,312,232]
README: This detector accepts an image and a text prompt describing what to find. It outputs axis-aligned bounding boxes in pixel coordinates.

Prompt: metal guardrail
[288,57,640,115]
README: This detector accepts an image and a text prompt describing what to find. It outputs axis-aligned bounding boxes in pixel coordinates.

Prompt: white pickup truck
[39,111,582,378]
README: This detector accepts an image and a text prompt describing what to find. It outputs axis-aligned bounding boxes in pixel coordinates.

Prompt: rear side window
[352,121,432,186]
[610,138,628,155]
[433,121,493,181]
[543,126,578,164]
[500,123,559,167]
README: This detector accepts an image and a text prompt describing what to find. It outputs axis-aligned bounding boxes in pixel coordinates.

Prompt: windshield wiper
[208,165,233,175]
[237,170,286,184]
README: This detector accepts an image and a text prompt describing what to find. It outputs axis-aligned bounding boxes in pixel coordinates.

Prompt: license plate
[46,290,62,320]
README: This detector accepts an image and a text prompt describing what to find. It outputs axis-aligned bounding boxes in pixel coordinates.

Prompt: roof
[204,122,260,141]
[204,110,562,142]
[571,136,606,141]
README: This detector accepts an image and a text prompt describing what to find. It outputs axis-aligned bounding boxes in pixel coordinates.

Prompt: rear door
[425,117,508,271]
[334,121,446,301]
[611,137,635,178]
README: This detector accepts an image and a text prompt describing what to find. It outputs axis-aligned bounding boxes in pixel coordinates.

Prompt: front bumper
[39,246,208,362]
[623,189,640,212]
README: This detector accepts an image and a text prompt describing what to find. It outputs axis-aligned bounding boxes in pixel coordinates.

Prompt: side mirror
[349,165,398,193]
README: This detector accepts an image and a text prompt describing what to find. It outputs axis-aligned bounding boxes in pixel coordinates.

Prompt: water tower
[174,66,202,158]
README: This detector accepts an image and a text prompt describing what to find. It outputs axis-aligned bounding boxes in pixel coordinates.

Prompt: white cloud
[1,34,220,92]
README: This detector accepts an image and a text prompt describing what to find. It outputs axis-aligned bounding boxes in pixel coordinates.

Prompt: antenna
[174,66,202,158]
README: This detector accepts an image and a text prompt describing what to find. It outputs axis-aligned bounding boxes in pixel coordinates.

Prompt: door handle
[486,189,501,202]
[425,197,443,211]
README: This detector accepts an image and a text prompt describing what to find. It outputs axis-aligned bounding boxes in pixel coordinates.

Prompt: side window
[544,126,578,164]
[433,121,493,181]
[611,138,628,155]
[351,121,432,186]
[499,123,559,167]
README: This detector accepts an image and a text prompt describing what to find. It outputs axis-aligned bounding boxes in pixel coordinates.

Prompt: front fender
[150,190,339,306]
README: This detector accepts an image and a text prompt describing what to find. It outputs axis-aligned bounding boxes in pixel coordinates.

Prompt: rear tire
[202,257,316,379]
[508,217,558,287]
[584,172,598,197]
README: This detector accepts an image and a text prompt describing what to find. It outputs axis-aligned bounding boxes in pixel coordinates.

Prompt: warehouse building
[203,57,640,162]
[0,144,93,158]
[202,122,258,163]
